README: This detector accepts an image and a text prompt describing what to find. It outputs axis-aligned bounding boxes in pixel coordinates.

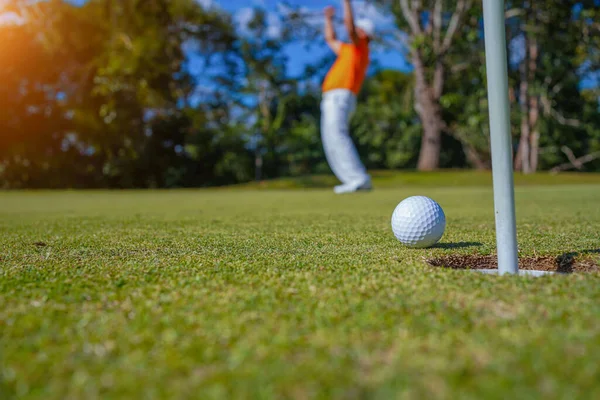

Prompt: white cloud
[352,1,396,31]
[266,12,282,39]
[197,1,397,43]
[196,0,216,9]
[234,6,282,39]
[276,1,396,40]
[234,7,255,35]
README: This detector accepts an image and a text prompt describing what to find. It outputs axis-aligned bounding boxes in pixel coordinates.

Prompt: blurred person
[321,0,374,194]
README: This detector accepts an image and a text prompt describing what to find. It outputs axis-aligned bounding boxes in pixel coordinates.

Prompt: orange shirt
[322,39,370,95]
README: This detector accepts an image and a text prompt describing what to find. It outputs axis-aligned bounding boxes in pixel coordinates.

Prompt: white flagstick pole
[482,0,519,275]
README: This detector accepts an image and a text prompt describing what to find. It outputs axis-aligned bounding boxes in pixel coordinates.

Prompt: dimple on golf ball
[391,196,446,248]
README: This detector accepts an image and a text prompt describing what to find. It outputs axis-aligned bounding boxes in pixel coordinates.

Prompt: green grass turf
[2,175,600,399]
[235,170,600,189]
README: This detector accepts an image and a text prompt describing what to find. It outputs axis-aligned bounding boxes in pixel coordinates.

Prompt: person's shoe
[334,178,372,194]
[357,179,372,191]
[333,183,356,194]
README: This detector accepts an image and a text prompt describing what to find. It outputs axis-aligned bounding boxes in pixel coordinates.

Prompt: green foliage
[0,0,247,188]
[504,0,600,171]
[0,1,91,188]
[233,7,298,180]
[1,0,599,188]
[352,70,421,169]
[274,92,328,176]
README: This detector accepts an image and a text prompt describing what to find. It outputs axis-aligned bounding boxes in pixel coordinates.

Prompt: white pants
[320,89,370,185]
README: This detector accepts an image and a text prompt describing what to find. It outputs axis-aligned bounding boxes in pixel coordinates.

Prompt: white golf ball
[391,196,446,248]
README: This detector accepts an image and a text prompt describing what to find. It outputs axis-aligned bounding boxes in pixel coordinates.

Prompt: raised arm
[343,0,359,45]
[324,6,341,54]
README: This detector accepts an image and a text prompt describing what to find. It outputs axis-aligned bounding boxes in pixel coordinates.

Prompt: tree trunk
[529,129,539,172]
[463,143,490,170]
[255,150,262,181]
[413,53,443,171]
[528,38,540,172]
[529,95,540,172]
[515,35,531,173]
[446,128,490,170]
[416,100,442,171]
[398,0,470,171]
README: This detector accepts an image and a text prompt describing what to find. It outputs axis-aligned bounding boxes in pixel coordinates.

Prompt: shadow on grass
[427,249,600,274]
[582,249,600,254]
[556,249,600,273]
[430,242,483,249]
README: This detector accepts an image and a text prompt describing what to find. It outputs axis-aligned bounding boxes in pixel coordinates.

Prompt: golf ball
[391,196,446,248]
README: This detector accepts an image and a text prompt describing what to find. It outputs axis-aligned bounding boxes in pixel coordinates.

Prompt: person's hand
[324,6,335,20]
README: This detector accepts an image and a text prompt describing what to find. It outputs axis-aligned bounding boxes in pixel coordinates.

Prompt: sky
[200,0,412,77]
[2,0,595,90]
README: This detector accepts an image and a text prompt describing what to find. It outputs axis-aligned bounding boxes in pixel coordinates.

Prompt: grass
[235,170,600,189]
[1,172,600,399]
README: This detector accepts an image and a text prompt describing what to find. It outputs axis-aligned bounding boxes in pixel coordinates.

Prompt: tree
[0,0,100,188]
[374,0,478,171]
[81,0,238,187]
[1,0,244,188]
[351,70,422,169]
[506,0,600,173]
[234,8,296,181]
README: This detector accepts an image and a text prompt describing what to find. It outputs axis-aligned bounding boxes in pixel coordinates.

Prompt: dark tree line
[1,0,599,188]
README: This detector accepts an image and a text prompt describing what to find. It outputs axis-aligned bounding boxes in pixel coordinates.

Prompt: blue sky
[201,0,411,77]
[3,0,595,89]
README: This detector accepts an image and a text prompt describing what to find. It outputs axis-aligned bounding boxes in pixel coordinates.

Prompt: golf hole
[427,252,600,274]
